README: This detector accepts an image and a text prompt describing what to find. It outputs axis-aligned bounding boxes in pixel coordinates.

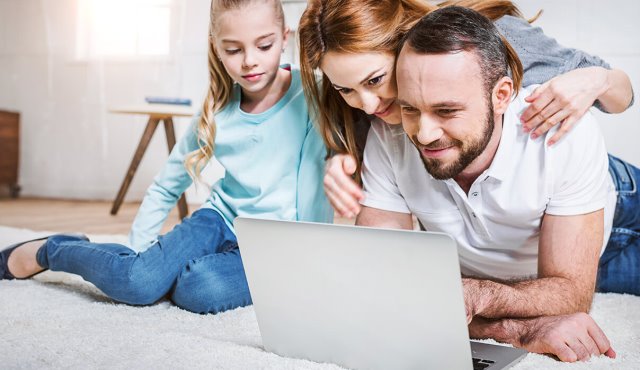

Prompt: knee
[111,268,169,306]
[171,257,252,314]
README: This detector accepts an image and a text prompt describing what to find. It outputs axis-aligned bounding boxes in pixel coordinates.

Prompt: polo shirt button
[472,192,479,197]
[472,212,477,218]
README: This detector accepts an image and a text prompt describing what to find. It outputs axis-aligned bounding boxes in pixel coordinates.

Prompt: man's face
[396,48,496,180]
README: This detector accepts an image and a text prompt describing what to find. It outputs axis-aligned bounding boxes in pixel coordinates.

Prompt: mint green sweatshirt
[129,67,332,250]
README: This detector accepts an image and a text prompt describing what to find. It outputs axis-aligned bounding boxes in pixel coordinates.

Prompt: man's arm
[464,209,603,320]
[356,205,414,230]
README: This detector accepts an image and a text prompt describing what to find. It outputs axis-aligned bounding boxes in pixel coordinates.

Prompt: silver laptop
[235,218,527,370]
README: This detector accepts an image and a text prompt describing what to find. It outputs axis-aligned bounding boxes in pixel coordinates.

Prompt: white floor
[1,226,639,369]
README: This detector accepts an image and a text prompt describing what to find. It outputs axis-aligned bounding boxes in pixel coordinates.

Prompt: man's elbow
[554,277,595,314]
[572,281,596,314]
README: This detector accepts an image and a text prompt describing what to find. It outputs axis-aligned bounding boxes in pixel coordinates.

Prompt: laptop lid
[235,217,474,370]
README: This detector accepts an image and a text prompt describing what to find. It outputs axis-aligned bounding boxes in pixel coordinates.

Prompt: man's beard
[412,104,495,180]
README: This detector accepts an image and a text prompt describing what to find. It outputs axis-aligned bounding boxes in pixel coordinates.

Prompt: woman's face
[320,51,402,124]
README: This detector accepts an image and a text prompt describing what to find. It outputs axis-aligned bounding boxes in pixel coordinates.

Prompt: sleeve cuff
[545,197,606,216]
[360,194,411,214]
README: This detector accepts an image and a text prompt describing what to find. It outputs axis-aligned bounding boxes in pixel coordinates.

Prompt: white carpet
[1,225,639,369]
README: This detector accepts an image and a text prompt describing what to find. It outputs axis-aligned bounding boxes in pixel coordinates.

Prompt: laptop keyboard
[473,357,496,370]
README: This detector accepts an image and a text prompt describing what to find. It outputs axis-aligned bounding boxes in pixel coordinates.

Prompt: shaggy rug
[1,225,638,369]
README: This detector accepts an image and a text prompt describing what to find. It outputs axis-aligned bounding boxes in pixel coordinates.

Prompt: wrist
[500,319,527,347]
[469,317,526,346]
[463,278,480,317]
[597,67,612,99]
[466,278,492,317]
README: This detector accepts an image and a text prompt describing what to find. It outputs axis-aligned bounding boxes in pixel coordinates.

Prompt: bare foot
[7,240,46,278]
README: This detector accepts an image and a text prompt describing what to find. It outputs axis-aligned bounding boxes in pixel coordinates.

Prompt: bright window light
[76,0,172,59]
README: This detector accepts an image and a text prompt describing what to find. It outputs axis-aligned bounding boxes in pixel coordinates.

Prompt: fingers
[324,177,352,217]
[520,82,585,143]
[530,108,567,140]
[521,83,551,123]
[550,341,579,363]
[520,313,615,363]
[524,84,542,103]
[579,335,602,360]
[529,100,563,131]
[604,347,617,359]
[524,104,585,146]
[323,174,362,218]
[562,313,615,362]
[324,155,364,218]
[342,154,358,174]
[586,317,614,356]
[546,115,578,146]
[567,334,597,361]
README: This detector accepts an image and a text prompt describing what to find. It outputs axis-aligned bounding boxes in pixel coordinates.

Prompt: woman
[298,0,633,217]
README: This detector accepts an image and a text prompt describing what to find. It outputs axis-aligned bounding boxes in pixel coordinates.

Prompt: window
[76,0,172,59]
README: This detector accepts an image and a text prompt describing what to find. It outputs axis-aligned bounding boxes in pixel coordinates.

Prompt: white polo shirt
[361,86,617,279]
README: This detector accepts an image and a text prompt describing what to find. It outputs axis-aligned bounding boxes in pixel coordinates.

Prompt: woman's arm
[495,15,634,144]
[521,67,632,145]
[128,114,200,251]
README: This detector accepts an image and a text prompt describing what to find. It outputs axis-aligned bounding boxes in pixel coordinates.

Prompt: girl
[0,0,331,314]
[297,0,634,218]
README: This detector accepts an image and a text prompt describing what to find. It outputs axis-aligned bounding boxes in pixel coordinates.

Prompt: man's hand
[516,313,616,362]
[469,313,616,363]
[324,154,364,218]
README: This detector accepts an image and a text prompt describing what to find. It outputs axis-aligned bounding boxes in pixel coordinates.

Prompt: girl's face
[215,1,288,96]
[320,51,402,125]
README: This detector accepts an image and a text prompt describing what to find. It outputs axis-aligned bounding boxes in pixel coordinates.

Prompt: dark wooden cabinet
[0,110,20,197]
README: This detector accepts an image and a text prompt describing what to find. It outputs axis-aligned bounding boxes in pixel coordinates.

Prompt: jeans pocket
[608,154,636,195]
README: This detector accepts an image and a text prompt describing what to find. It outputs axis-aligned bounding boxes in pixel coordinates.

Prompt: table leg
[163,118,189,220]
[111,117,160,215]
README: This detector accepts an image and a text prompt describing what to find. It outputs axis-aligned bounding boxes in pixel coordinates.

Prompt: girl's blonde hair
[299,0,539,181]
[184,0,285,182]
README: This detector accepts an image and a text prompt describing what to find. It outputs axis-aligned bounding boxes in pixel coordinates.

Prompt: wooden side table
[109,104,196,220]
[0,110,21,198]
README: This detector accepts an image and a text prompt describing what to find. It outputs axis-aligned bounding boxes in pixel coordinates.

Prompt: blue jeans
[36,208,252,314]
[596,155,640,295]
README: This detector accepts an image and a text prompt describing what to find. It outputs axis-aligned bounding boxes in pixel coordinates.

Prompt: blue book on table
[145,97,192,106]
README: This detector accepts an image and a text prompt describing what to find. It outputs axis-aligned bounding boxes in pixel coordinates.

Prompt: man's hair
[401,5,523,95]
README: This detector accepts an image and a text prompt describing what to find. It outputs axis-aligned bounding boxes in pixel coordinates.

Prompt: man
[357,6,639,362]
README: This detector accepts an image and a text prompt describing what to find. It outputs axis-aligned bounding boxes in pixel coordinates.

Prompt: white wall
[0,0,213,203]
[0,0,638,202]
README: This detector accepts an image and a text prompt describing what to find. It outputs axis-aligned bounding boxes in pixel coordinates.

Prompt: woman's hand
[520,67,609,146]
[323,154,364,218]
